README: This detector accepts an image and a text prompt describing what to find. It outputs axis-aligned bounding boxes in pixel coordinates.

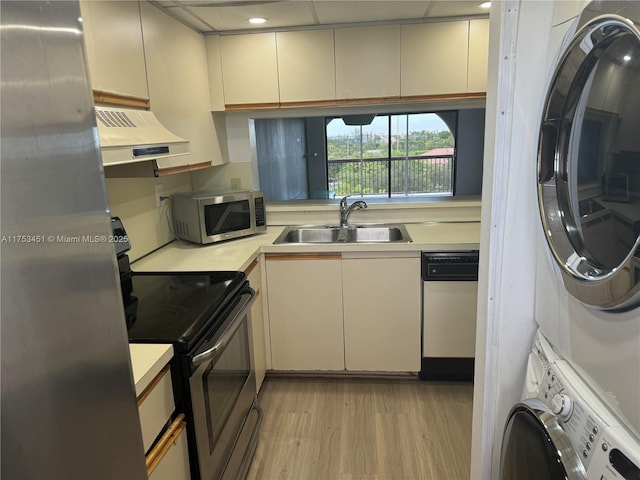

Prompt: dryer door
[537,3,640,311]
[500,399,586,480]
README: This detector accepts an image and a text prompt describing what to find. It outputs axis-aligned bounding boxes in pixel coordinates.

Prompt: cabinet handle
[145,413,187,477]
[92,89,149,109]
[136,365,171,406]
[244,258,259,276]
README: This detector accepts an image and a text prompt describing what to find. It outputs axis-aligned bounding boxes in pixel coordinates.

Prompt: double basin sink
[274,224,412,244]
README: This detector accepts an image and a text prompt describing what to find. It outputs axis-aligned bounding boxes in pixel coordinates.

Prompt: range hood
[95,106,190,166]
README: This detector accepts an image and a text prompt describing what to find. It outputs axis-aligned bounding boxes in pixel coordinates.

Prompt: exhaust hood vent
[96,106,190,166]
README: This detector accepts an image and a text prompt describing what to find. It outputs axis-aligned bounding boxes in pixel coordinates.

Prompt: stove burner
[126,271,247,351]
[146,305,189,328]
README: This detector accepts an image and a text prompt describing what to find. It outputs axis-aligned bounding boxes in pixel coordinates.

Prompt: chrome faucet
[339,196,367,227]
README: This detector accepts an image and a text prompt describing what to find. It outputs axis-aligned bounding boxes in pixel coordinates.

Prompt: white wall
[105,173,192,261]
[471,1,555,477]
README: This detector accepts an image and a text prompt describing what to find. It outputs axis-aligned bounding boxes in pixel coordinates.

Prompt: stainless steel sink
[273,224,412,244]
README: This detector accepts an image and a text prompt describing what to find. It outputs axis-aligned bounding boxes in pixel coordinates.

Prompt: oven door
[189,289,258,480]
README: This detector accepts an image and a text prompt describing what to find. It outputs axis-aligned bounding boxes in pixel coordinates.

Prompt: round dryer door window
[538,3,640,310]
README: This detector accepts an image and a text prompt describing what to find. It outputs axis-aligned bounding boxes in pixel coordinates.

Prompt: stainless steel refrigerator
[1,1,147,478]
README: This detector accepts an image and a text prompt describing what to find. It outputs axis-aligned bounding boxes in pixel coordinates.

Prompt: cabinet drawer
[138,366,174,452]
[147,415,190,480]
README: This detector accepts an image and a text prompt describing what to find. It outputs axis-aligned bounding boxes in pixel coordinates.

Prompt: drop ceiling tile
[156,0,489,33]
[426,0,489,18]
[188,1,317,31]
[152,0,181,6]
[312,1,430,24]
[162,5,216,31]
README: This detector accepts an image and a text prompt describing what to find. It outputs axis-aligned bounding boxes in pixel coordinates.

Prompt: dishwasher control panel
[421,251,479,281]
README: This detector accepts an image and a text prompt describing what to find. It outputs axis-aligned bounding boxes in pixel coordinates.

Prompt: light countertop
[126,222,479,395]
[132,222,481,273]
[129,343,174,396]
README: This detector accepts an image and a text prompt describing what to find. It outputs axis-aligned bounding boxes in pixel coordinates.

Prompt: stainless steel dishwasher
[420,251,479,381]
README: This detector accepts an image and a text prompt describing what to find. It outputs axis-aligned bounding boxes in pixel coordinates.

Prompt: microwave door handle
[192,290,255,367]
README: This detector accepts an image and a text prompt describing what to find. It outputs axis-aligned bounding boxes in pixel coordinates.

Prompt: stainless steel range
[115,219,262,480]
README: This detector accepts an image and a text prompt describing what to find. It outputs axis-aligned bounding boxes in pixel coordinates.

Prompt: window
[254,108,485,202]
[326,112,457,198]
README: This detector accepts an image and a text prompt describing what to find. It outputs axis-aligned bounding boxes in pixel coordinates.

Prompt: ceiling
[149,1,490,34]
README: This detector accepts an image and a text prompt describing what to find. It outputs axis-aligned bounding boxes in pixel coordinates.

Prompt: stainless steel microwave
[171,190,266,244]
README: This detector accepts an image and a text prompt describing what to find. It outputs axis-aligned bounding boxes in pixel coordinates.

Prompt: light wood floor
[246,376,474,480]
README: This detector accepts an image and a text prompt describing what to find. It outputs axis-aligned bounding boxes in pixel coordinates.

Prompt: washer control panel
[537,362,605,469]
[537,361,640,478]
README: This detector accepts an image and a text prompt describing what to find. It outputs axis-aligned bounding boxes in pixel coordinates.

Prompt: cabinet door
[220,33,279,106]
[246,258,266,392]
[401,21,469,96]
[265,254,344,371]
[468,19,490,92]
[79,0,148,99]
[277,29,336,103]
[342,254,421,372]
[138,366,175,452]
[140,2,226,170]
[335,25,401,100]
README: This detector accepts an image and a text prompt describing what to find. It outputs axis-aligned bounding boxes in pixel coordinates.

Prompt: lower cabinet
[265,252,420,372]
[342,253,421,372]
[138,365,190,480]
[266,253,344,371]
[246,256,267,392]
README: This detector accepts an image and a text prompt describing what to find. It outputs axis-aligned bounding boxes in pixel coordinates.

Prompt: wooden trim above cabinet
[279,96,402,109]
[401,92,487,103]
[225,102,281,111]
[155,161,213,177]
[92,90,150,109]
[224,92,486,112]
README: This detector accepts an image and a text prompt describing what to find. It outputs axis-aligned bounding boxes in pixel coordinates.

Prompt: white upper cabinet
[140,2,226,169]
[276,29,336,103]
[80,0,148,99]
[468,19,490,93]
[220,33,280,106]
[207,19,488,108]
[401,21,469,96]
[335,25,401,99]
[205,36,226,111]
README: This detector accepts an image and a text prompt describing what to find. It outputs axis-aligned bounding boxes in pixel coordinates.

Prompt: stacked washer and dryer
[500,2,640,479]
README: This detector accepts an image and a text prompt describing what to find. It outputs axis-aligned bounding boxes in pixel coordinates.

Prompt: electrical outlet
[231,178,241,190]
[155,184,164,207]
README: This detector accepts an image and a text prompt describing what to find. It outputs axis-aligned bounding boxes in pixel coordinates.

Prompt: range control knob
[551,393,573,421]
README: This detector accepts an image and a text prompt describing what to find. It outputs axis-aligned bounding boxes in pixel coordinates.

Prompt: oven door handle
[192,289,255,367]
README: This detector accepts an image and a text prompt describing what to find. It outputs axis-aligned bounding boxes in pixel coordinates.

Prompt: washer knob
[551,393,573,421]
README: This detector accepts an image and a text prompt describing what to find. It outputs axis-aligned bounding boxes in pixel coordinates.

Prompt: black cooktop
[127,271,246,352]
